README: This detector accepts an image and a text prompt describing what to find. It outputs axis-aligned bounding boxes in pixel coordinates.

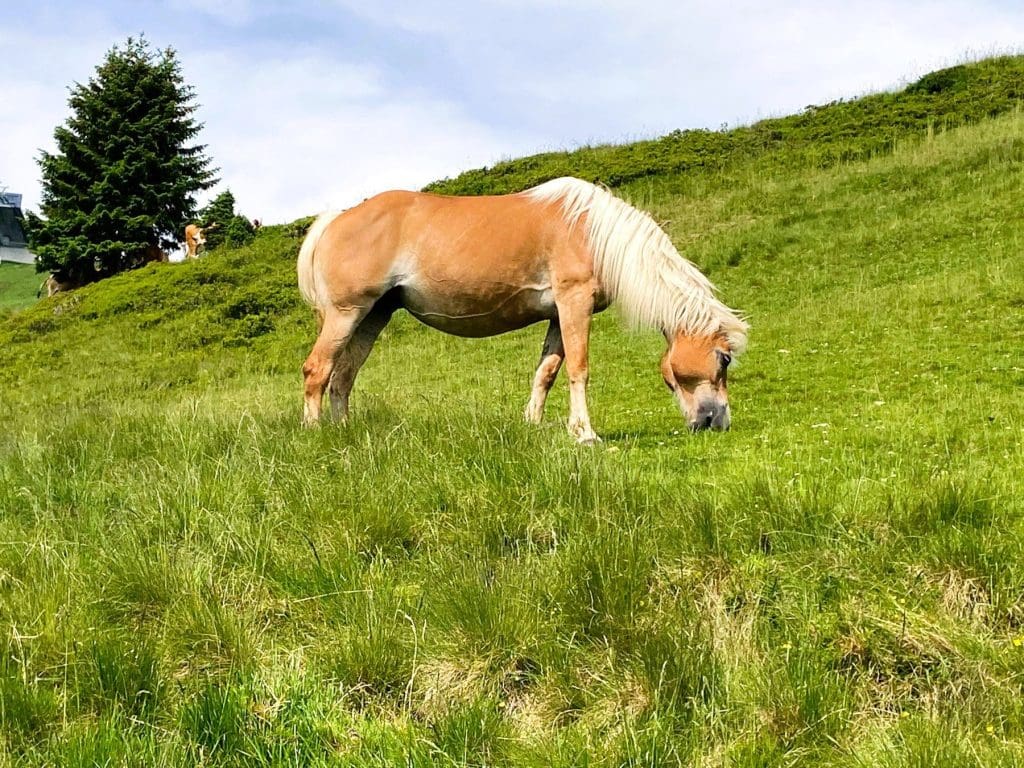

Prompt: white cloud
[333,0,1024,134]
[1,27,540,225]
[182,51,542,222]
[0,25,116,211]
[168,0,257,26]
[4,2,1024,226]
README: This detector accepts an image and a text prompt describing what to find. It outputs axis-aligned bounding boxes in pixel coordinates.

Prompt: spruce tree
[27,37,216,282]
[198,189,255,251]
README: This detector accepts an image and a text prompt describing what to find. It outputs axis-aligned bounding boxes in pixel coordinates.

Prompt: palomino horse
[297,177,748,442]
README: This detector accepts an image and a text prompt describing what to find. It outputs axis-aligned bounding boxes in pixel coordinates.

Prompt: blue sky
[3,1,1024,224]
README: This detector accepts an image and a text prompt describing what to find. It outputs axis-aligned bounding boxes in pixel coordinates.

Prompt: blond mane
[525,177,748,354]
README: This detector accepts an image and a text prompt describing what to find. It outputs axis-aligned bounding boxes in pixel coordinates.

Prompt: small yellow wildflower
[1012,635,1023,648]
[986,724,995,735]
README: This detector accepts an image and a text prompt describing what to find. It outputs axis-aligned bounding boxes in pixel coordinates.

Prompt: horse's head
[661,332,735,432]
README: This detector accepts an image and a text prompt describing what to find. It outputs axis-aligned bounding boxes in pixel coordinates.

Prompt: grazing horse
[297,177,748,442]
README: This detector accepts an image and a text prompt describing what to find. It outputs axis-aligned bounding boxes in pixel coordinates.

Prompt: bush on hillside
[908,65,970,95]
[198,190,256,251]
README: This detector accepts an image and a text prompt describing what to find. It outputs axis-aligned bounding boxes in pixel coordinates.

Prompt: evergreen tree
[27,37,217,282]
[198,189,255,250]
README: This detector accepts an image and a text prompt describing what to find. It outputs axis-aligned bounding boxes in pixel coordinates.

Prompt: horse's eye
[719,351,732,367]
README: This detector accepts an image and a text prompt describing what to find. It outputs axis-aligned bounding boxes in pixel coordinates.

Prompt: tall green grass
[1,69,1024,766]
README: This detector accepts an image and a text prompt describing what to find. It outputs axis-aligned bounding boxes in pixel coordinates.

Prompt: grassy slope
[0,263,40,313]
[426,56,1024,196]
[1,64,1024,765]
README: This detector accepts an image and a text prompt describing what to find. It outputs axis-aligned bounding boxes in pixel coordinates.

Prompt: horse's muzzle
[690,402,730,432]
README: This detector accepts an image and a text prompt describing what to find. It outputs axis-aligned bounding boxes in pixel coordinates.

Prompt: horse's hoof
[576,433,602,446]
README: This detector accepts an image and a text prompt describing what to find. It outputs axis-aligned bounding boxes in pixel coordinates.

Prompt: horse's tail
[297,210,342,319]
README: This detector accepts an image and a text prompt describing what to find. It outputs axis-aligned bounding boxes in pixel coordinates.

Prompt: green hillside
[1,59,1023,766]
[427,55,1024,196]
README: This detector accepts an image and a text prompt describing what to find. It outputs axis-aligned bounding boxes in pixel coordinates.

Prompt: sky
[3,1,1024,225]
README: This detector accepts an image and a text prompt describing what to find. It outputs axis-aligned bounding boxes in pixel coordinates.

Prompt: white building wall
[0,245,36,265]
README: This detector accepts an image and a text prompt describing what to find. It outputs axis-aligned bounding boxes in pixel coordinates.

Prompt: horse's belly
[400,283,556,338]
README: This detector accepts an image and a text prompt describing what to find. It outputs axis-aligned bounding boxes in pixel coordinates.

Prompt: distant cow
[141,243,169,264]
[38,272,83,298]
[184,224,208,259]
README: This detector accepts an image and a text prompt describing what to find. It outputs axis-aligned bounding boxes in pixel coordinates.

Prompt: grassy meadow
[0,264,40,313]
[1,64,1024,765]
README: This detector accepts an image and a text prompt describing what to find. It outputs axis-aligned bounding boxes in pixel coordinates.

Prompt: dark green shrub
[908,64,971,94]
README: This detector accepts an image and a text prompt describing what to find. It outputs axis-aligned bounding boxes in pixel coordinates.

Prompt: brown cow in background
[39,272,82,297]
[142,243,168,264]
[184,223,208,259]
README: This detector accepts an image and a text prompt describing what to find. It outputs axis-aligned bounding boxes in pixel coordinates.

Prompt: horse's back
[318,189,562,284]
[314,191,419,299]
[312,189,572,335]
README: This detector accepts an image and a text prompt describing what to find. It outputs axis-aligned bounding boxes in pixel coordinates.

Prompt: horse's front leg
[554,289,600,445]
[524,320,564,424]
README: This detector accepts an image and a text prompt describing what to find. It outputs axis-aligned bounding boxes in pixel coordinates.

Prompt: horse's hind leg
[302,307,365,426]
[329,303,394,422]
[524,320,564,424]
